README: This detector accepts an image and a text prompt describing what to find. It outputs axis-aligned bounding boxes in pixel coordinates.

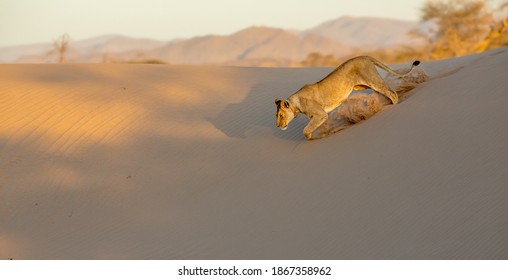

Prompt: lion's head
[275,99,296,130]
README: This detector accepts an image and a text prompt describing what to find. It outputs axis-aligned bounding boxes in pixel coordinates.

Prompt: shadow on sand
[208,82,308,141]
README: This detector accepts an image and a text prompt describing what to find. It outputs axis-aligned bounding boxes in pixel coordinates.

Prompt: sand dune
[1,48,507,259]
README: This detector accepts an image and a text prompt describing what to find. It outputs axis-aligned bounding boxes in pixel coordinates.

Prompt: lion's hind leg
[360,70,399,105]
[372,83,399,105]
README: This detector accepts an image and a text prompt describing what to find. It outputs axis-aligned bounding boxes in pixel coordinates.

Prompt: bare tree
[47,33,71,63]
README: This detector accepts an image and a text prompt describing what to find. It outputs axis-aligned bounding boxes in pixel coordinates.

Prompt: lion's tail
[371,57,421,77]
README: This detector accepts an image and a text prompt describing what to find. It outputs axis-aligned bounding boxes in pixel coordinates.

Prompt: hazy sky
[0,0,428,47]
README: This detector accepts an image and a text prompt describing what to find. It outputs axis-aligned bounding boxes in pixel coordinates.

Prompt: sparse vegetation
[301,0,508,66]
[415,0,507,60]
[47,33,71,63]
[301,52,342,67]
[102,53,167,64]
[124,59,167,64]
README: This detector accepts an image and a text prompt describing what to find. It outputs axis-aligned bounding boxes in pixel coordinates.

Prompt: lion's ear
[283,100,290,108]
[275,99,281,106]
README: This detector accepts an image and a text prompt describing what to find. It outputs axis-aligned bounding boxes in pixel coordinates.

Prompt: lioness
[275,56,420,139]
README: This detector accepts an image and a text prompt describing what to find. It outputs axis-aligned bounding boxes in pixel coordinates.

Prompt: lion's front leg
[303,113,328,140]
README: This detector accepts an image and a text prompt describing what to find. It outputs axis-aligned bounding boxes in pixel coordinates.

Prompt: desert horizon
[0,15,422,66]
[2,0,506,68]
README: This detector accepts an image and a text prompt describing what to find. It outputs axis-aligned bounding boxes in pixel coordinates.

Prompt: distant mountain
[72,34,167,53]
[305,16,420,48]
[2,16,424,65]
[0,42,52,63]
[146,26,349,64]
